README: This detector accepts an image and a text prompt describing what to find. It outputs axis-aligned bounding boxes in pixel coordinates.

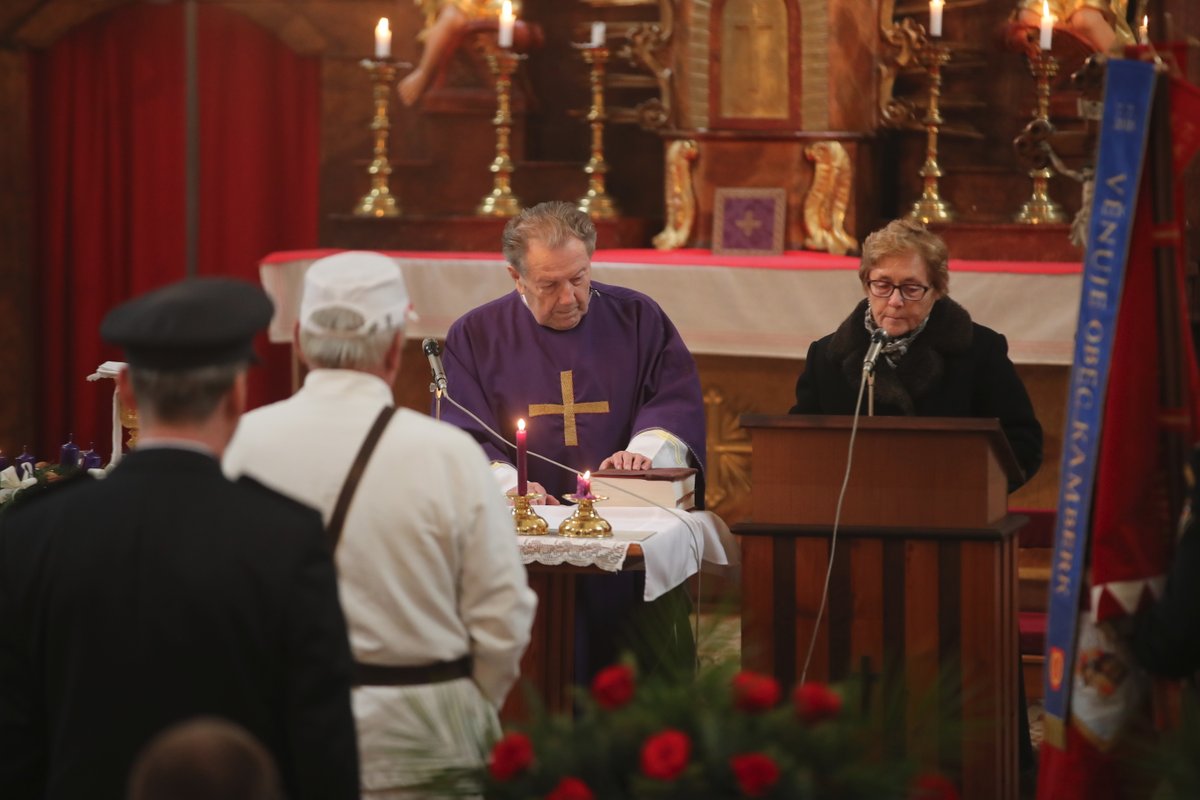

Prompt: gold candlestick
[354,59,402,218]
[559,494,612,538]
[477,49,524,217]
[508,492,550,535]
[907,42,954,223]
[575,45,619,219]
[1014,50,1065,224]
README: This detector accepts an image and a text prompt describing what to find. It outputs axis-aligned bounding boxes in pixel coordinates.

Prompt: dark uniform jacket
[789,297,1044,490]
[0,448,360,799]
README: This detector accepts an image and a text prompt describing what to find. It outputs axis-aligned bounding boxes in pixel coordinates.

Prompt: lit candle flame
[518,418,526,432]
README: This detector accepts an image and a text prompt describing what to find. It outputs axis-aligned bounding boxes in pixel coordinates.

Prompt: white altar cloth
[260,250,1083,365]
[518,507,736,602]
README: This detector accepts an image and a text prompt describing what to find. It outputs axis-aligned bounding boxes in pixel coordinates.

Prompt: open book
[589,467,697,511]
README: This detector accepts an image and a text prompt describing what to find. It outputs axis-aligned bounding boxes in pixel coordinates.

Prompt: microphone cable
[797,363,871,686]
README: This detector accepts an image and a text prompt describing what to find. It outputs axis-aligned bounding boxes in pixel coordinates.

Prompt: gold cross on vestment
[528,370,610,447]
[735,210,763,237]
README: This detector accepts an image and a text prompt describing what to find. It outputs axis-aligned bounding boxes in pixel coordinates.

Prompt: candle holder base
[476,185,523,218]
[559,495,612,538]
[907,193,955,224]
[355,187,402,218]
[508,492,550,535]
[577,186,619,220]
[1014,168,1065,224]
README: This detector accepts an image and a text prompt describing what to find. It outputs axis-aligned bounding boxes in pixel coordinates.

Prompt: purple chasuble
[442,281,706,502]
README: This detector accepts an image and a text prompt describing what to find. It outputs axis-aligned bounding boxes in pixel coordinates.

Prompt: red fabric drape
[32,3,318,461]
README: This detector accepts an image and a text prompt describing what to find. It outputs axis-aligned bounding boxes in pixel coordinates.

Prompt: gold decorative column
[576,45,619,219]
[907,42,954,223]
[1014,51,1065,224]
[354,59,402,218]
[477,49,523,217]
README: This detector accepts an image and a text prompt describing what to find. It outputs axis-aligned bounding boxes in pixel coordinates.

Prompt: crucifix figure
[528,370,610,446]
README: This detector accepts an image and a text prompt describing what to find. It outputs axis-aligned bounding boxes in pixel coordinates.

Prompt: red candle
[516,418,528,496]
[576,470,592,499]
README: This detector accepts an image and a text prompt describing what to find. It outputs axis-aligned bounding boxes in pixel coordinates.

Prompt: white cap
[300,251,413,335]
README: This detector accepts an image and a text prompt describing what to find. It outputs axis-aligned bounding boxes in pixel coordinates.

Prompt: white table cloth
[517,507,736,601]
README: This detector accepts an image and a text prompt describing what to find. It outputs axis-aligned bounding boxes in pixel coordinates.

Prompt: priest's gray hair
[859,218,950,295]
[502,200,597,274]
[299,307,400,371]
[129,363,245,425]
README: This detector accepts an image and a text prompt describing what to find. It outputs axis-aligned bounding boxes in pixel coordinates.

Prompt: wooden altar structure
[734,414,1023,800]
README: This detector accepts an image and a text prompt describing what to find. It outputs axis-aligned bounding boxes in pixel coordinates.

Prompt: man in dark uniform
[0,278,360,799]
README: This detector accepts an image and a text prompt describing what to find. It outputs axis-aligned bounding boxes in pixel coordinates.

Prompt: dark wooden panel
[738,535,777,675]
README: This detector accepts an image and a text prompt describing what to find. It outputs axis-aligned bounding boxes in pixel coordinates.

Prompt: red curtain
[32,3,318,461]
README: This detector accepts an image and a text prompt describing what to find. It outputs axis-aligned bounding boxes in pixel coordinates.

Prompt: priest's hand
[599,450,652,471]
[511,481,561,505]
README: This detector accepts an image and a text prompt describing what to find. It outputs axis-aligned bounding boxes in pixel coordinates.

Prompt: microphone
[862,329,890,375]
[422,338,448,392]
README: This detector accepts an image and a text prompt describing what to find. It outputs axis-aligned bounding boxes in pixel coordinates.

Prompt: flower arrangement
[464,662,959,800]
[0,462,81,515]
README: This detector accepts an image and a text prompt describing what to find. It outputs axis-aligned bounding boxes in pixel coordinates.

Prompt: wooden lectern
[734,415,1024,800]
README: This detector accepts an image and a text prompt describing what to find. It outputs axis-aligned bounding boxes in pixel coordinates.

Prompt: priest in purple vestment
[440,201,706,681]
[441,201,706,504]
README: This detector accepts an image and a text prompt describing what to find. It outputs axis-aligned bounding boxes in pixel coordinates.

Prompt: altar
[507,506,735,720]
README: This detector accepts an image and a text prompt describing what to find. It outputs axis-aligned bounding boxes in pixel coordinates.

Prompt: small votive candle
[498,0,515,48]
[14,446,36,478]
[929,0,944,38]
[576,470,592,499]
[375,18,392,59]
[591,21,606,47]
[1138,14,1149,45]
[1039,0,1054,50]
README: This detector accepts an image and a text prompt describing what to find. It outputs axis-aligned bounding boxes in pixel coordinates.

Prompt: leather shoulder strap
[327,406,396,550]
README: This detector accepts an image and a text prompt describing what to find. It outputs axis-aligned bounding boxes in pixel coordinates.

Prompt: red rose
[640,729,692,781]
[488,732,534,781]
[910,772,960,800]
[546,776,595,800]
[793,682,842,723]
[591,664,635,709]
[730,752,781,797]
[732,671,781,712]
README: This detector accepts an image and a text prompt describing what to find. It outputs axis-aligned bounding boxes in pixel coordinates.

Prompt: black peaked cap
[100,277,274,371]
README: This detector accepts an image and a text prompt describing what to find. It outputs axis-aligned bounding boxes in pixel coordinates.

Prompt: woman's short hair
[299,306,399,371]
[858,219,950,295]
[502,201,597,274]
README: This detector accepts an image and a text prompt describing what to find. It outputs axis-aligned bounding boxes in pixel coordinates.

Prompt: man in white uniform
[224,251,536,798]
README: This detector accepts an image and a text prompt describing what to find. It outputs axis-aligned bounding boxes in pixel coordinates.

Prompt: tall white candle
[498,0,515,48]
[591,21,606,47]
[929,0,944,38]
[1039,0,1054,50]
[375,17,391,59]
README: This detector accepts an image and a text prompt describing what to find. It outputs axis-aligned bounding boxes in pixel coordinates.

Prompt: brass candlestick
[508,491,550,535]
[354,59,402,218]
[907,42,955,223]
[575,45,619,219]
[477,49,524,217]
[559,494,612,538]
[1014,50,1065,224]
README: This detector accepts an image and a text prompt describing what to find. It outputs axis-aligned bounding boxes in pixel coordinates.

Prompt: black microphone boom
[423,338,448,391]
[862,329,890,375]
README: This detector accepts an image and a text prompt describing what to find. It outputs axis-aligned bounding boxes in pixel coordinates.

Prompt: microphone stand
[430,383,442,421]
[867,372,875,417]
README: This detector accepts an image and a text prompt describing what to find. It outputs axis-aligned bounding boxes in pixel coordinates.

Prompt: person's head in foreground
[127,717,283,800]
[857,219,949,340]
[502,200,598,331]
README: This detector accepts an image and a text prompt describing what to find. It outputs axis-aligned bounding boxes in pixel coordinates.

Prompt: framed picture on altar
[712,188,787,256]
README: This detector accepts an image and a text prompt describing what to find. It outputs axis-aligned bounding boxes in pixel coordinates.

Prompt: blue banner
[1041,58,1157,745]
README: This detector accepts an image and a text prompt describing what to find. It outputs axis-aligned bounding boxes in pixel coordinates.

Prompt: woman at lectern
[788,218,1044,491]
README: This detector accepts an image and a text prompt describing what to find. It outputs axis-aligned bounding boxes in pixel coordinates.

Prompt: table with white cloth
[505,506,735,720]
